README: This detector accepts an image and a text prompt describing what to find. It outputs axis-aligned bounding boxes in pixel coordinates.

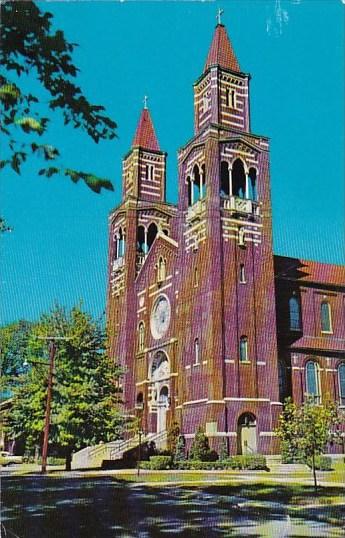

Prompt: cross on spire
[216,8,224,25]
[143,95,148,109]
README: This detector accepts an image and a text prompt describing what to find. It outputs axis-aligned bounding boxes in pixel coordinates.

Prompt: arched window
[157,257,166,283]
[248,168,257,201]
[137,225,146,254]
[136,392,144,410]
[220,161,230,197]
[194,338,200,365]
[338,363,345,406]
[118,228,125,257]
[238,227,245,247]
[230,90,236,109]
[289,296,301,331]
[201,164,206,198]
[239,264,246,283]
[232,159,246,199]
[239,336,248,362]
[193,164,201,202]
[225,88,230,107]
[138,322,145,352]
[321,301,332,333]
[187,176,192,206]
[147,222,158,251]
[194,266,199,287]
[305,361,321,404]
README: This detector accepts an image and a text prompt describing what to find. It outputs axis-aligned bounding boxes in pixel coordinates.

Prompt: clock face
[150,295,171,339]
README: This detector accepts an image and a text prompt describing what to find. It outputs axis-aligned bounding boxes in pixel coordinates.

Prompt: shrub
[174,435,186,462]
[307,456,333,471]
[167,422,180,454]
[190,427,217,461]
[174,455,267,471]
[218,438,228,462]
[141,455,173,470]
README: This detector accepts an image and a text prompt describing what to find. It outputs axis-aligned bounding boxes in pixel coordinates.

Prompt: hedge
[140,454,267,471]
[307,456,333,471]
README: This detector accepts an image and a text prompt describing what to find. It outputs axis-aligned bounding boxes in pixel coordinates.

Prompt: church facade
[107,22,345,455]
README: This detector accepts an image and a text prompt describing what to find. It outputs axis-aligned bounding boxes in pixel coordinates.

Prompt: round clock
[150,295,171,340]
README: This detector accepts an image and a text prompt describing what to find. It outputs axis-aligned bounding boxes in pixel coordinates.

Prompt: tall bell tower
[176,14,281,454]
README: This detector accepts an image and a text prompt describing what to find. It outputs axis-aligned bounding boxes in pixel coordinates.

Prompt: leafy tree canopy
[0,1,116,193]
[6,305,124,462]
[276,397,343,490]
[0,320,33,398]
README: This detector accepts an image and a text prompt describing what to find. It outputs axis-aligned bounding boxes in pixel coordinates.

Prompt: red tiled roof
[204,24,241,73]
[132,108,160,151]
[274,255,345,287]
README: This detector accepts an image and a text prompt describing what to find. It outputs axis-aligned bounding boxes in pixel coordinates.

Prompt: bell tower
[122,100,167,203]
[194,20,250,135]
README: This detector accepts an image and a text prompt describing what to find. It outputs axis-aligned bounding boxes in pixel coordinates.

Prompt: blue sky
[1,0,344,324]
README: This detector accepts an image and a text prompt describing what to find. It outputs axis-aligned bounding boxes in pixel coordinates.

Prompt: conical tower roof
[132,107,160,151]
[204,24,241,73]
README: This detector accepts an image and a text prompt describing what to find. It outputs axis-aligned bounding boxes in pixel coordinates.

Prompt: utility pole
[36,336,71,474]
[41,340,56,474]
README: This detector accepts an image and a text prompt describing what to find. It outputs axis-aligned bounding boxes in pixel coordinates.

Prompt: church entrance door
[237,413,257,455]
[157,386,169,433]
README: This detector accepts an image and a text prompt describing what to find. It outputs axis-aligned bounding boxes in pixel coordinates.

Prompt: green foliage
[174,435,186,462]
[189,427,214,461]
[141,455,173,470]
[276,396,342,489]
[218,438,228,461]
[306,455,333,472]
[167,421,180,455]
[5,305,125,457]
[0,320,33,397]
[174,455,267,471]
[0,1,116,193]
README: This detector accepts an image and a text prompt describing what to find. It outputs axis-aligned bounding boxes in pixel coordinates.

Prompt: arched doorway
[157,386,169,433]
[237,413,257,455]
[149,351,170,434]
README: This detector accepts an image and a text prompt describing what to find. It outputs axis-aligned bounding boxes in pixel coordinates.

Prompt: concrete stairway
[71,430,167,470]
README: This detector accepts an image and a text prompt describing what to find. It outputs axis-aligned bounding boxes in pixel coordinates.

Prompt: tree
[189,427,213,461]
[218,438,228,462]
[167,421,180,455]
[174,435,186,463]
[5,305,124,470]
[0,320,33,397]
[1,1,116,193]
[276,397,342,491]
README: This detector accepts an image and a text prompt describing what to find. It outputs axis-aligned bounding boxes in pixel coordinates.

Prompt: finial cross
[217,8,224,25]
[143,95,148,109]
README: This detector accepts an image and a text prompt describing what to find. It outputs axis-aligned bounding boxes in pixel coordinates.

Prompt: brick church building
[106,21,345,455]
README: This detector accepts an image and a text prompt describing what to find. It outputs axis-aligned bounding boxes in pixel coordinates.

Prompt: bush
[190,427,211,461]
[174,455,267,471]
[140,455,173,470]
[174,435,186,462]
[307,456,333,471]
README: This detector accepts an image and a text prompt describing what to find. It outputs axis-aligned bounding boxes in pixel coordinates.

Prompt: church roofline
[178,124,270,159]
[194,65,251,87]
[123,146,167,161]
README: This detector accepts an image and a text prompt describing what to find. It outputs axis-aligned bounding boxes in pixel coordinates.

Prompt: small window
[230,90,236,109]
[289,296,301,331]
[194,266,199,287]
[239,336,248,362]
[138,322,145,352]
[321,301,332,333]
[305,361,321,404]
[157,257,166,283]
[239,264,246,284]
[194,338,200,365]
[238,227,245,247]
[225,88,230,107]
[338,363,345,406]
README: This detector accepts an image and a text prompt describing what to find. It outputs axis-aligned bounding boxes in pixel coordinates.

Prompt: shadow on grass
[2,476,345,538]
